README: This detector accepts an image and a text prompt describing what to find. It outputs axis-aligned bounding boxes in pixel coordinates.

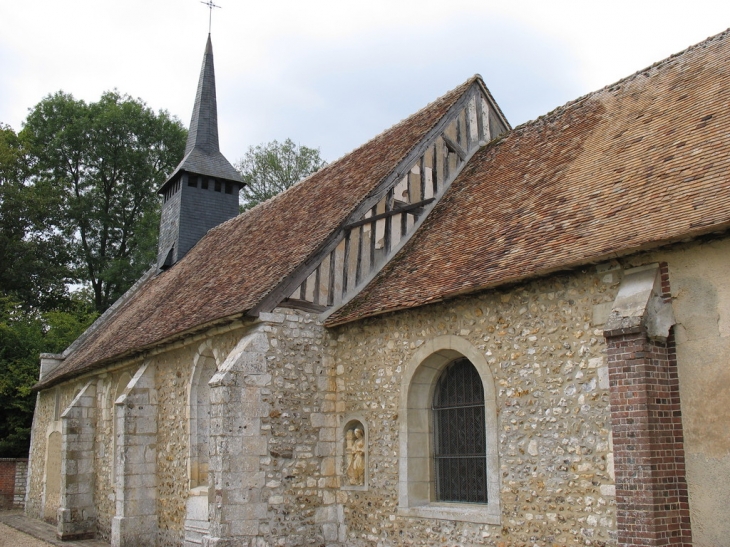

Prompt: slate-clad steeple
[157,34,243,271]
[187,35,220,156]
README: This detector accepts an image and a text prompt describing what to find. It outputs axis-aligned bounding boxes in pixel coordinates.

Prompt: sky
[2,1,730,163]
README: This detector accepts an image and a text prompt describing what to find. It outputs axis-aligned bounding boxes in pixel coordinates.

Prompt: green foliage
[0,297,96,457]
[236,139,326,211]
[0,89,185,456]
[21,91,187,313]
[0,125,70,310]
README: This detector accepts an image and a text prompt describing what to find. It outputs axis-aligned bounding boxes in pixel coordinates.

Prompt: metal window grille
[432,358,488,503]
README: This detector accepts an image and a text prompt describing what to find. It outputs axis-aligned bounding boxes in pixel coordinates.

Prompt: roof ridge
[326,28,730,326]
[315,75,480,169]
[217,76,481,221]
[502,27,730,138]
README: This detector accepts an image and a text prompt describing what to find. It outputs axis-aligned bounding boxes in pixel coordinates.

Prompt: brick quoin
[605,264,692,547]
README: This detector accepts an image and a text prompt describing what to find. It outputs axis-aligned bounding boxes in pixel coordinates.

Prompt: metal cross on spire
[200,0,221,33]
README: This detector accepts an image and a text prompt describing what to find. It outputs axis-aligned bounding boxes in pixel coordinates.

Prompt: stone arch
[188,344,218,490]
[43,430,62,523]
[397,334,501,524]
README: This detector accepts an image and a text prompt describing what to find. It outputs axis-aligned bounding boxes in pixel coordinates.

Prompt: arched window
[432,358,487,503]
[398,335,500,524]
[188,350,217,489]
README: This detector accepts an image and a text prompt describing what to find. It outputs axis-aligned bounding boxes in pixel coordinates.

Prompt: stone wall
[155,343,201,547]
[27,381,88,522]
[58,381,98,540]
[258,310,340,545]
[94,370,134,542]
[0,459,28,508]
[14,459,28,507]
[153,331,241,547]
[332,266,620,546]
[27,327,251,545]
[204,309,339,546]
[25,235,730,546]
[634,237,730,547]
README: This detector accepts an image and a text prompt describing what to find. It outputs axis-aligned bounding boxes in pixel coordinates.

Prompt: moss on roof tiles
[327,28,730,326]
[35,77,476,390]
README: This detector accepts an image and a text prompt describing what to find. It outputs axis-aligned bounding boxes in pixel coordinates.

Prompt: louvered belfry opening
[432,358,488,503]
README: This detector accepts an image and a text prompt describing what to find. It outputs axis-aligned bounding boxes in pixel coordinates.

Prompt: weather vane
[200,0,221,34]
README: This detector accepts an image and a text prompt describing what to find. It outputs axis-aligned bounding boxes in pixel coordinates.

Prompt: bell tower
[157,34,243,271]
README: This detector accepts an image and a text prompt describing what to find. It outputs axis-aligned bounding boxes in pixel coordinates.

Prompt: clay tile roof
[327,29,730,326]
[35,77,477,389]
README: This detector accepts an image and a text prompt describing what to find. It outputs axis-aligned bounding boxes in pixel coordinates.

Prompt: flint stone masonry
[333,267,619,546]
[27,382,84,523]
[24,237,730,546]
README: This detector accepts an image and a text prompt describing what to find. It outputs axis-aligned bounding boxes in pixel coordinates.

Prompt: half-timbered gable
[261,78,509,316]
[25,28,730,547]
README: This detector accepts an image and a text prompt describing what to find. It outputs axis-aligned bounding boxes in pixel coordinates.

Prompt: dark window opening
[202,178,209,190]
[432,358,487,503]
[225,182,233,194]
[188,175,198,187]
[214,179,221,192]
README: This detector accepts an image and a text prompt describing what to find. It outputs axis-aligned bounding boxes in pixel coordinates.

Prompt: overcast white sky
[2,1,730,162]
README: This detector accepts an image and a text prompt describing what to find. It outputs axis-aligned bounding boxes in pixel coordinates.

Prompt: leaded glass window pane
[432,358,488,503]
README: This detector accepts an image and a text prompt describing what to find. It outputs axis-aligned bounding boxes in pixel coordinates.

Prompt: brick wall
[0,458,28,509]
[604,264,692,547]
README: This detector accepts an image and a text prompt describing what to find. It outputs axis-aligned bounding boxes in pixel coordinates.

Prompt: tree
[236,139,326,211]
[0,296,96,456]
[22,91,187,313]
[0,125,70,310]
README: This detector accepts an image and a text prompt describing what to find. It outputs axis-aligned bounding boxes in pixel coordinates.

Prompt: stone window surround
[398,335,501,525]
[187,345,218,491]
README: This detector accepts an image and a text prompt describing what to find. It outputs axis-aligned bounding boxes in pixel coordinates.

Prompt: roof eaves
[326,221,730,328]
[33,310,253,391]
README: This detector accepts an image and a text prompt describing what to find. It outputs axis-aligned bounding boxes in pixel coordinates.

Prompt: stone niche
[341,418,368,491]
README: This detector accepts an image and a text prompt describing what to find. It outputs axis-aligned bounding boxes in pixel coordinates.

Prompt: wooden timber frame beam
[343,198,435,231]
[442,133,467,161]
[247,80,509,317]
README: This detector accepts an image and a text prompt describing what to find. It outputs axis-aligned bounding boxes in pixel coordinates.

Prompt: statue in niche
[345,426,365,486]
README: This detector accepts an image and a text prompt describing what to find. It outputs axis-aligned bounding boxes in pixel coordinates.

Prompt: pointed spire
[186,34,219,156]
[159,34,242,191]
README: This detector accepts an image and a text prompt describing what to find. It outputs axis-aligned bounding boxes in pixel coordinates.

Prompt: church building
[26,29,730,547]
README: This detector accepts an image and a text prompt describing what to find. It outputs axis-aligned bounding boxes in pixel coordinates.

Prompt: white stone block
[322,523,338,541]
[259,312,285,324]
[315,505,337,523]
[600,484,616,497]
[241,436,268,456]
[597,366,610,390]
[244,374,272,387]
[227,519,259,537]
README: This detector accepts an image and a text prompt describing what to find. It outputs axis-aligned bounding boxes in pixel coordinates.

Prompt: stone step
[184,518,209,547]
